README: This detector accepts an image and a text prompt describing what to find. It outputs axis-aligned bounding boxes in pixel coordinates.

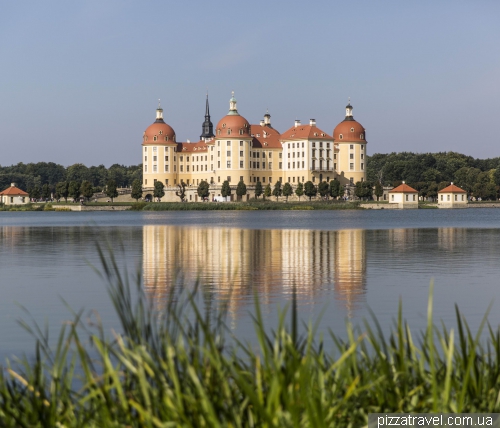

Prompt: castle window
[292,143,295,148]
[218,130,221,136]
[269,162,272,169]
[144,147,147,152]
[227,129,231,135]
[165,165,168,172]
[240,141,243,146]
[279,162,282,169]
[239,129,243,135]
[153,147,157,152]
[240,151,243,157]
[153,165,157,172]
[361,163,364,170]
[227,161,231,168]
[240,161,243,168]
[361,145,364,150]
[227,141,231,146]
[350,145,354,149]
[144,165,148,172]
[145,156,147,161]
[351,128,354,132]
[222,123,226,128]
[339,135,343,140]
[361,154,364,159]
[153,136,157,141]
[227,151,231,157]
[320,142,323,148]
[279,153,282,159]
[153,156,157,161]
[350,154,353,159]
[327,143,330,148]
[360,134,364,139]
[173,136,175,142]
[350,163,354,170]
[312,142,316,148]
[159,130,163,135]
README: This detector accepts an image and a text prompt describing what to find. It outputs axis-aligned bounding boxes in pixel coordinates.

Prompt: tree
[80,181,94,201]
[154,181,165,202]
[374,181,384,201]
[295,182,304,200]
[55,182,69,202]
[197,180,210,200]
[355,181,373,200]
[329,179,341,199]
[66,163,91,183]
[176,182,187,202]
[272,180,282,201]
[318,181,329,199]
[282,182,293,202]
[236,180,247,201]
[106,179,119,202]
[131,179,143,201]
[264,183,272,200]
[41,183,52,200]
[255,181,263,199]
[221,180,232,199]
[29,186,41,201]
[304,181,317,201]
[68,181,81,201]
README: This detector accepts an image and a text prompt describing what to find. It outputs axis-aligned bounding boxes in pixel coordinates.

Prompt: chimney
[309,119,316,127]
[294,119,301,127]
[260,120,265,126]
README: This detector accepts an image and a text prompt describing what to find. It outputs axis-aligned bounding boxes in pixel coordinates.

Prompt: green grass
[2,252,500,426]
[141,200,362,211]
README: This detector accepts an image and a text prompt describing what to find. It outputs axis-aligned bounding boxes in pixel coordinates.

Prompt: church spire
[200,93,214,140]
[228,91,239,115]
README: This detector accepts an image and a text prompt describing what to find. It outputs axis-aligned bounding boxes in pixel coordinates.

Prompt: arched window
[153,136,157,141]
[227,129,231,135]
[360,133,364,139]
[339,134,343,139]
[239,129,243,135]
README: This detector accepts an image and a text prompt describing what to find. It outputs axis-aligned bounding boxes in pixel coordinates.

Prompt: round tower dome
[333,102,366,142]
[215,92,251,137]
[143,101,176,144]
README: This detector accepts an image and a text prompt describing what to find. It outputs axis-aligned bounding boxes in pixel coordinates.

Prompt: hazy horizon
[1,1,499,167]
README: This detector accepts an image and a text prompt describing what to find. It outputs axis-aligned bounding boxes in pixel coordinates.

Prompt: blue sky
[1,0,499,166]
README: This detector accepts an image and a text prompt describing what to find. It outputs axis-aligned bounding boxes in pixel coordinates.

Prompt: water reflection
[142,226,367,318]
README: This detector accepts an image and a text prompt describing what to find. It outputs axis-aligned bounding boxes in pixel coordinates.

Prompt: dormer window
[153,136,157,141]
[217,130,221,136]
[159,130,163,135]
[239,129,243,135]
[339,134,343,139]
[314,132,318,136]
[173,136,176,142]
[350,128,354,132]
[227,129,231,135]
[222,123,226,128]
[360,134,364,139]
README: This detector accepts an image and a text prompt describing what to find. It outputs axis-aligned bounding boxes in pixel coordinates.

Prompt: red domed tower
[142,101,178,189]
[333,102,367,186]
[213,92,253,186]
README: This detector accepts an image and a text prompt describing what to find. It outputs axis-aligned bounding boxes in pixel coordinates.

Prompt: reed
[1,252,500,427]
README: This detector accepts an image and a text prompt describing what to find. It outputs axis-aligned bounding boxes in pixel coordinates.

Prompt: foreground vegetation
[2,251,500,427]
[136,200,361,211]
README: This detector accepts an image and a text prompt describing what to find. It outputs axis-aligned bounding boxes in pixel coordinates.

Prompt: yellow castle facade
[141,93,368,200]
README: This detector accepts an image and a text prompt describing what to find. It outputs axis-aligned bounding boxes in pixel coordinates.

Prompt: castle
[142,93,367,200]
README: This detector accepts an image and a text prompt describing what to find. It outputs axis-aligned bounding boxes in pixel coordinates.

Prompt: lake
[1,209,500,359]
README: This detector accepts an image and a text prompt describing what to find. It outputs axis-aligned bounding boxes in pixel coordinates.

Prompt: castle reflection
[142,226,367,318]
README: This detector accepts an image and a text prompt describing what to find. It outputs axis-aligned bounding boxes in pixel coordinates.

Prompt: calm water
[1,209,500,358]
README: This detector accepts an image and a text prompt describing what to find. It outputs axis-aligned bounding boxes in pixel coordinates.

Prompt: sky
[1,0,499,167]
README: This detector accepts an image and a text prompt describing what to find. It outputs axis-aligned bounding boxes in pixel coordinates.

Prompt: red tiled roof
[280,124,332,141]
[438,184,466,193]
[176,141,209,152]
[389,183,418,193]
[0,186,28,196]
[250,125,281,149]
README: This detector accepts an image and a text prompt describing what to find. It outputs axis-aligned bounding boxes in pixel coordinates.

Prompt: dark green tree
[131,179,143,201]
[68,181,81,201]
[105,179,119,202]
[318,181,329,199]
[55,182,69,202]
[304,181,317,201]
[329,179,341,199]
[282,182,293,202]
[221,180,232,199]
[176,182,187,202]
[197,180,210,200]
[236,180,247,201]
[272,180,282,201]
[80,181,94,201]
[355,181,373,200]
[295,182,304,200]
[153,181,165,202]
[264,183,272,200]
[41,183,52,200]
[374,181,384,201]
[254,181,263,199]
[29,186,41,201]
[66,164,91,183]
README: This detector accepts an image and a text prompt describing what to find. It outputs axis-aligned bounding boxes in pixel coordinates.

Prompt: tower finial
[158,99,161,108]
